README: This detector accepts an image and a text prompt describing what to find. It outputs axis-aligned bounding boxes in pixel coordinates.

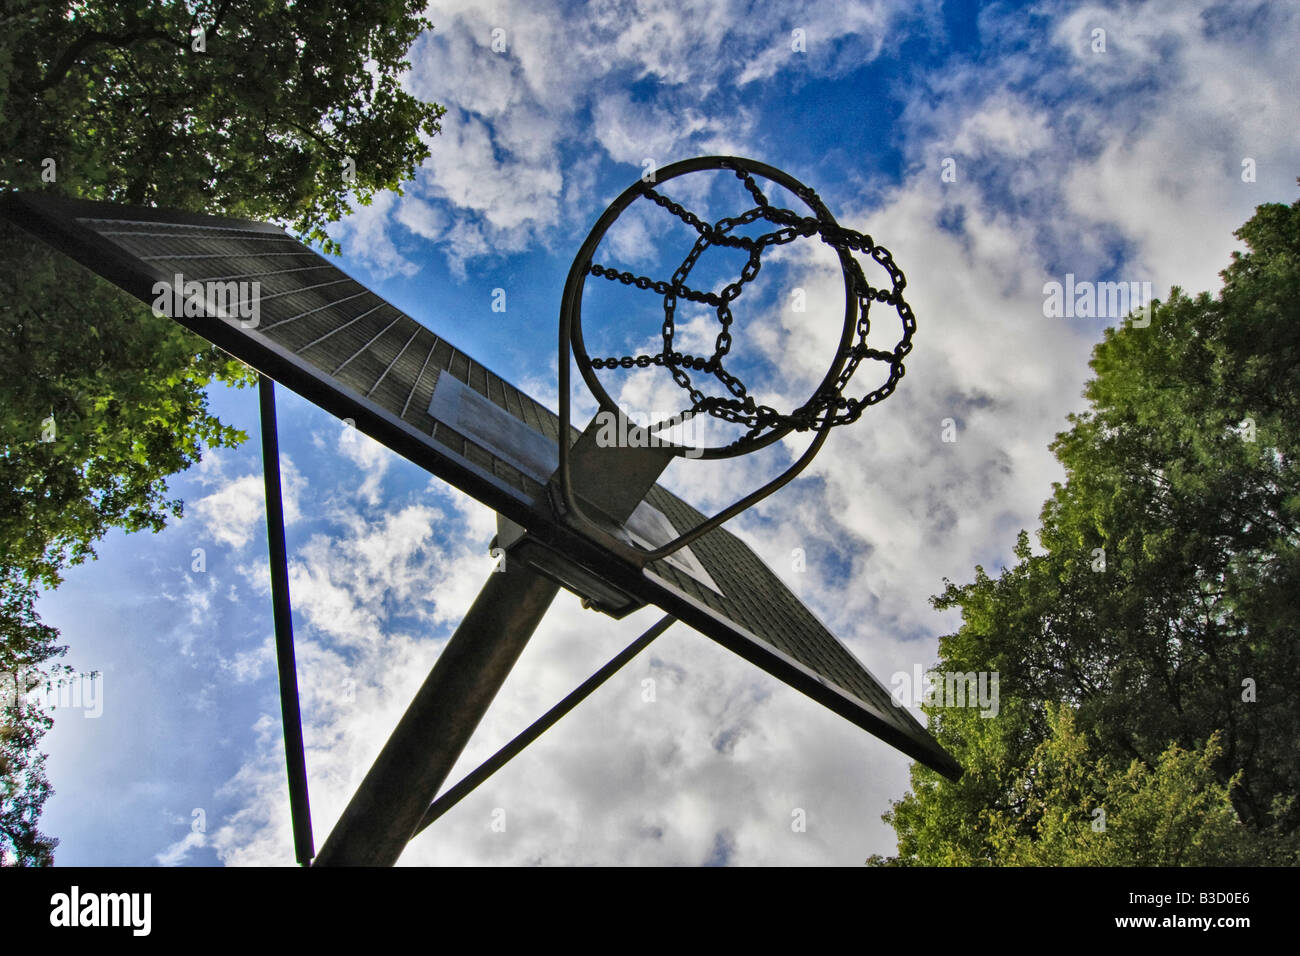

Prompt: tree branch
[24,27,187,94]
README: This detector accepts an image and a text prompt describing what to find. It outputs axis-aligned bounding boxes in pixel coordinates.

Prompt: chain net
[583,158,914,450]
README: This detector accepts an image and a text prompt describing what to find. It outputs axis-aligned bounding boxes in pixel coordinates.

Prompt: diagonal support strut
[410,613,674,840]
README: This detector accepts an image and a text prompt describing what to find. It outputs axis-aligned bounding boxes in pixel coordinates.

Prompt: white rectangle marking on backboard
[430,372,558,482]
[621,501,722,595]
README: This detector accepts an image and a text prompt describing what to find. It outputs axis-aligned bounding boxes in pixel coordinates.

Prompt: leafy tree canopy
[0,0,445,863]
[876,191,1300,866]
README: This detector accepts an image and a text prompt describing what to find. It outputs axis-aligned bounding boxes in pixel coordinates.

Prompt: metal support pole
[411,613,674,839]
[258,375,314,865]
[313,561,560,866]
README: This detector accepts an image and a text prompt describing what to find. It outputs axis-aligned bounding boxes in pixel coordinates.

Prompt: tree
[875,191,1300,865]
[983,707,1270,866]
[2,0,444,251]
[0,570,69,866]
[0,0,445,863]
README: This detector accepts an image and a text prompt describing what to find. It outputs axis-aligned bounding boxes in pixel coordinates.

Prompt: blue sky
[35,0,1299,865]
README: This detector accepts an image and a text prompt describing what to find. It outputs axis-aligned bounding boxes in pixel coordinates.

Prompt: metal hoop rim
[561,155,859,461]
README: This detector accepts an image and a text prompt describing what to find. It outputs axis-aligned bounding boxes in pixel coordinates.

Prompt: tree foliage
[0,570,68,866]
[2,0,445,250]
[876,193,1300,866]
[0,0,444,863]
[983,707,1275,866]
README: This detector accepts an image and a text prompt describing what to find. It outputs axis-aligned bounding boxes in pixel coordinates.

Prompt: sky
[34,0,1299,866]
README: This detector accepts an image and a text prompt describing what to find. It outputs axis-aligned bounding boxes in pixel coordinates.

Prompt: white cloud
[382,0,931,277]
[221,636,274,684]
[192,474,264,550]
[394,196,447,240]
[418,114,562,233]
[155,829,207,867]
[949,100,1054,157]
[337,427,391,507]
[328,191,421,280]
[192,457,303,550]
[591,95,737,167]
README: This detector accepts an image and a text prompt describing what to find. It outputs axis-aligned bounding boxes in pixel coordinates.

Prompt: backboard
[1,190,962,780]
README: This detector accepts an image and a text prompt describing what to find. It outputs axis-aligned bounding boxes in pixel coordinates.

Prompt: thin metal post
[411,614,674,839]
[313,561,560,866]
[258,375,314,865]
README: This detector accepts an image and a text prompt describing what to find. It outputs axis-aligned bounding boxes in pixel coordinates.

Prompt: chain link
[581,158,914,445]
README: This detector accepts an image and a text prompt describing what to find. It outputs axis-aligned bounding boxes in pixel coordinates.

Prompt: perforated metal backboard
[1,192,962,779]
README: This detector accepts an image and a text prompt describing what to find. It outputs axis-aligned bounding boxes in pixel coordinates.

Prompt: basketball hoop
[556,155,915,561]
